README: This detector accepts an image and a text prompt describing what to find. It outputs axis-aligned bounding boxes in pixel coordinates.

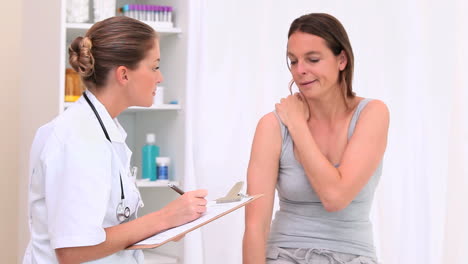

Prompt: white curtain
[184,1,468,263]
[441,0,468,262]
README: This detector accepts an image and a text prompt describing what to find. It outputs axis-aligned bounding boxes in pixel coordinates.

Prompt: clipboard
[127,194,263,249]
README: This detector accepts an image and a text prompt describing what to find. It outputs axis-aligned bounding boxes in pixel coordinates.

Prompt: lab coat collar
[83,90,127,143]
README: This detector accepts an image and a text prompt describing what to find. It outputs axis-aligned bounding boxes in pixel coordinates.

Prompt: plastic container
[65,68,86,102]
[156,157,170,180]
[142,133,160,180]
[66,0,90,23]
[153,86,164,105]
[93,0,115,22]
[167,6,173,23]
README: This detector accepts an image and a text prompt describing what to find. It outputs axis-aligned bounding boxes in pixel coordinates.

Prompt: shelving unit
[66,22,181,39]
[64,102,181,111]
[61,1,190,263]
[126,104,182,112]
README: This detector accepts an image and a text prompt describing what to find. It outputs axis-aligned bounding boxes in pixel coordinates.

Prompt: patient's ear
[338,50,347,71]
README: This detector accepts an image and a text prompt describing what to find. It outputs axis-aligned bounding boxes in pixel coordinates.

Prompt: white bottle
[153,86,164,105]
[167,7,172,23]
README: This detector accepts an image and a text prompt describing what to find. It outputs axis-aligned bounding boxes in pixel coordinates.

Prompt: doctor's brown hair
[69,16,158,89]
[287,13,355,99]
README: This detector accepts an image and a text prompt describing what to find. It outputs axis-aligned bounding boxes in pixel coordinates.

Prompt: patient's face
[287,31,344,98]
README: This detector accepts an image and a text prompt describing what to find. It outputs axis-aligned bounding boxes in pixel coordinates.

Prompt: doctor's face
[127,39,164,107]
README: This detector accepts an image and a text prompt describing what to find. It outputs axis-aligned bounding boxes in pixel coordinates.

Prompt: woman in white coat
[23,16,208,263]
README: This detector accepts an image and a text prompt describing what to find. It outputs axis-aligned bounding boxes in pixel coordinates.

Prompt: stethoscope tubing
[83,92,126,201]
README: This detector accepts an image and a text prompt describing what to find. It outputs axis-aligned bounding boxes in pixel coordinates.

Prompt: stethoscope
[83,92,131,222]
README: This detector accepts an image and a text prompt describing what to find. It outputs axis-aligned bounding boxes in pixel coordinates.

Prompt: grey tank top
[268,98,382,259]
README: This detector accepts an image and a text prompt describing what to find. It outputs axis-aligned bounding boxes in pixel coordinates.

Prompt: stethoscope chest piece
[116,200,131,222]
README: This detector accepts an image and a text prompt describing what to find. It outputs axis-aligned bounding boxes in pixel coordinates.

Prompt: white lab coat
[23,90,144,263]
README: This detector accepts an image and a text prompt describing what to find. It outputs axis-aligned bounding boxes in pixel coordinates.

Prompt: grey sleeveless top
[267,98,382,259]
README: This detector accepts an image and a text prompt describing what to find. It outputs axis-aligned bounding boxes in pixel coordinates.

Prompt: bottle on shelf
[119,4,174,28]
[156,157,170,181]
[65,68,86,102]
[142,133,160,181]
[153,86,164,105]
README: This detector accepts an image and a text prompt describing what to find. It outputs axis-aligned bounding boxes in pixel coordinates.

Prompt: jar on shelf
[65,68,86,102]
[66,0,90,23]
[93,0,116,22]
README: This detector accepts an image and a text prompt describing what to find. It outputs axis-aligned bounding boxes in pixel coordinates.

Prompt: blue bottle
[142,133,160,180]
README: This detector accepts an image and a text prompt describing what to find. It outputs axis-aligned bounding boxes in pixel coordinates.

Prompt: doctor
[23,16,208,263]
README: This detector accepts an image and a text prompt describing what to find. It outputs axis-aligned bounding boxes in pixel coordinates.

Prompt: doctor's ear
[115,66,129,85]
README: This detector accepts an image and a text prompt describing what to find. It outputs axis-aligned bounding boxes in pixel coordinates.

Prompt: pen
[168,183,185,195]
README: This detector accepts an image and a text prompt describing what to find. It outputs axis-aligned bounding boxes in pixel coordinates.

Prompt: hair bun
[68,36,95,78]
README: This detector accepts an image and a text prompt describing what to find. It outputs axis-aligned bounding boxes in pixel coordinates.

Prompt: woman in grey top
[243,13,389,264]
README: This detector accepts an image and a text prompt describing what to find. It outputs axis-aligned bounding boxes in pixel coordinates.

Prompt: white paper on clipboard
[127,194,262,249]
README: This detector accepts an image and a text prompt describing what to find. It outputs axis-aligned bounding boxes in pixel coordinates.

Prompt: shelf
[136,179,179,188]
[66,22,181,37]
[126,104,181,112]
[66,23,93,29]
[64,102,181,111]
[143,250,178,264]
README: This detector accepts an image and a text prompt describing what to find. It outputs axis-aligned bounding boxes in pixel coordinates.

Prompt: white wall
[0,1,63,261]
[17,0,64,260]
[0,0,22,262]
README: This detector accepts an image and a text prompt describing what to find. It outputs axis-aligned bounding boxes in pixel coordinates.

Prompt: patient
[243,13,389,264]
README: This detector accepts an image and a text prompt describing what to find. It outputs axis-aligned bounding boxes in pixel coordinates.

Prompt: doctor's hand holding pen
[162,189,208,227]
